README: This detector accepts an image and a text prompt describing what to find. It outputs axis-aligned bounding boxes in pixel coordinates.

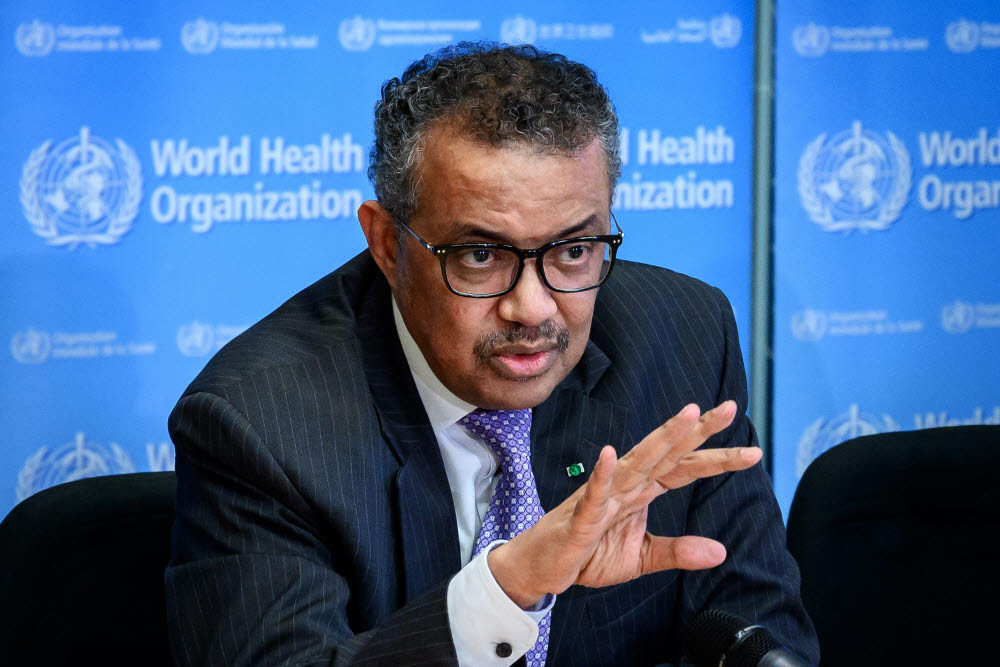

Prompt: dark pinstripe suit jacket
[165,252,819,666]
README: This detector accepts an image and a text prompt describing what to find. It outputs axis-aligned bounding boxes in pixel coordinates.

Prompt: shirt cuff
[447,540,556,666]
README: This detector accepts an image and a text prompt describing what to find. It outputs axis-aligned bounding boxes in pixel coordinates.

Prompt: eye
[456,247,497,267]
[558,244,590,262]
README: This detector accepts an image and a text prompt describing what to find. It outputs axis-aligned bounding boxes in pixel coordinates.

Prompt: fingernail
[707,541,727,561]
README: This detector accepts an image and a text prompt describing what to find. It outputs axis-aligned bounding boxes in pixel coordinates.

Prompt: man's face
[391,125,611,410]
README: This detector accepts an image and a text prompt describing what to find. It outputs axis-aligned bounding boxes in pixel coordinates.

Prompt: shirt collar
[392,297,475,432]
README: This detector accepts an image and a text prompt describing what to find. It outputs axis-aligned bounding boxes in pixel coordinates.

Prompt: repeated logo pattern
[15,19,56,56]
[941,301,976,333]
[709,13,741,48]
[339,15,376,51]
[792,23,830,57]
[181,18,219,54]
[10,328,52,364]
[791,309,827,342]
[796,404,900,477]
[21,126,142,248]
[17,432,136,502]
[501,15,537,44]
[462,409,549,666]
[799,120,911,233]
[177,321,215,357]
[945,19,979,53]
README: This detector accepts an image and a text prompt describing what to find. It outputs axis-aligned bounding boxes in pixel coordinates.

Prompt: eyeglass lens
[444,241,613,295]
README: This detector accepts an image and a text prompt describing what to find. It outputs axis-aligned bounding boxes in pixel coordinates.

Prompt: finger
[641,534,726,574]
[621,403,701,475]
[684,400,738,451]
[572,445,617,528]
[655,446,762,490]
[649,400,738,479]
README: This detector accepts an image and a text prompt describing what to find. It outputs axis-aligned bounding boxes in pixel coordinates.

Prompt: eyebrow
[446,214,604,245]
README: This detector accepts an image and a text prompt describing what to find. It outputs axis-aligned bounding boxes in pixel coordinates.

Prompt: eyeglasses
[395,213,623,298]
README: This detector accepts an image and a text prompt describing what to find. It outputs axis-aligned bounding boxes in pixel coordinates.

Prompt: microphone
[683,609,807,667]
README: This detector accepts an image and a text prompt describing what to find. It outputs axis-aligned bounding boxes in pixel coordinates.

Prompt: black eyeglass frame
[394,213,624,298]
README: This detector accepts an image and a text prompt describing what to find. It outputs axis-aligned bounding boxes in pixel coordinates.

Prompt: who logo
[791,309,827,342]
[945,19,979,53]
[797,404,900,477]
[17,432,136,502]
[792,23,830,57]
[501,15,538,45]
[177,321,246,356]
[799,120,911,233]
[21,127,142,249]
[339,15,375,51]
[709,13,741,49]
[10,328,51,365]
[181,17,219,54]
[176,321,215,357]
[15,19,55,57]
[941,300,975,334]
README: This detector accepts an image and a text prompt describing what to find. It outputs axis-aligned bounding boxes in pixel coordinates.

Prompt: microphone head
[684,609,781,667]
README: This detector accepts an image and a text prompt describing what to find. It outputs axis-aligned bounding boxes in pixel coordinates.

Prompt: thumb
[572,445,617,527]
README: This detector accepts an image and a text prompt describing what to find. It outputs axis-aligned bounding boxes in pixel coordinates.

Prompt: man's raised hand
[488,400,763,608]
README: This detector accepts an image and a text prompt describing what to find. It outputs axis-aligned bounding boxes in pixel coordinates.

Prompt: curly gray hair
[368,41,621,222]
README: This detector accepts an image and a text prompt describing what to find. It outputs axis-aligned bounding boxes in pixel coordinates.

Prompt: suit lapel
[531,339,622,507]
[531,392,625,511]
[531,341,632,663]
[357,275,462,603]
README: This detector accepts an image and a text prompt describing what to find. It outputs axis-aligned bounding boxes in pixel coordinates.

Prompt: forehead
[413,124,610,241]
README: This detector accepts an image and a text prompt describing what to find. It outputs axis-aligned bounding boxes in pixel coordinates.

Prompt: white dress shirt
[392,299,555,666]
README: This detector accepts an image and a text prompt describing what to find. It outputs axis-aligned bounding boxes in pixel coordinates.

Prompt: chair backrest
[786,425,1000,666]
[0,471,176,666]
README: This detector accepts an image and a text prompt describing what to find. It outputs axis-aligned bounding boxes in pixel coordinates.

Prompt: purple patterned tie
[461,408,550,666]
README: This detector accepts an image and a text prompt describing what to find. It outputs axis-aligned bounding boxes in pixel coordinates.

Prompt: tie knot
[460,408,532,457]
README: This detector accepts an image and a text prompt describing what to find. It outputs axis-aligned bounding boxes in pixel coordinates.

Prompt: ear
[358,200,400,290]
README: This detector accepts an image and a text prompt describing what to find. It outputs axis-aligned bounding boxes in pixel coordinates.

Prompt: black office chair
[786,425,1000,666]
[0,471,176,666]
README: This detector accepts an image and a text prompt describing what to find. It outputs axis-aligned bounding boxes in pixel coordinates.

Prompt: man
[166,43,819,665]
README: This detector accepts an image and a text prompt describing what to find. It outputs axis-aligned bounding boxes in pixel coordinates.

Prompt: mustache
[474,321,571,362]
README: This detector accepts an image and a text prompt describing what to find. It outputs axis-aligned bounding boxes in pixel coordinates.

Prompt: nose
[496,259,558,327]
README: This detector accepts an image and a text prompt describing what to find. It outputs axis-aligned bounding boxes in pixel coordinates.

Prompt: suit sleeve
[672,288,820,665]
[165,390,458,666]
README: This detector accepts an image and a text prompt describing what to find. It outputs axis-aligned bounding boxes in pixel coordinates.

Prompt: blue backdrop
[772,1,1000,516]
[2,1,756,518]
